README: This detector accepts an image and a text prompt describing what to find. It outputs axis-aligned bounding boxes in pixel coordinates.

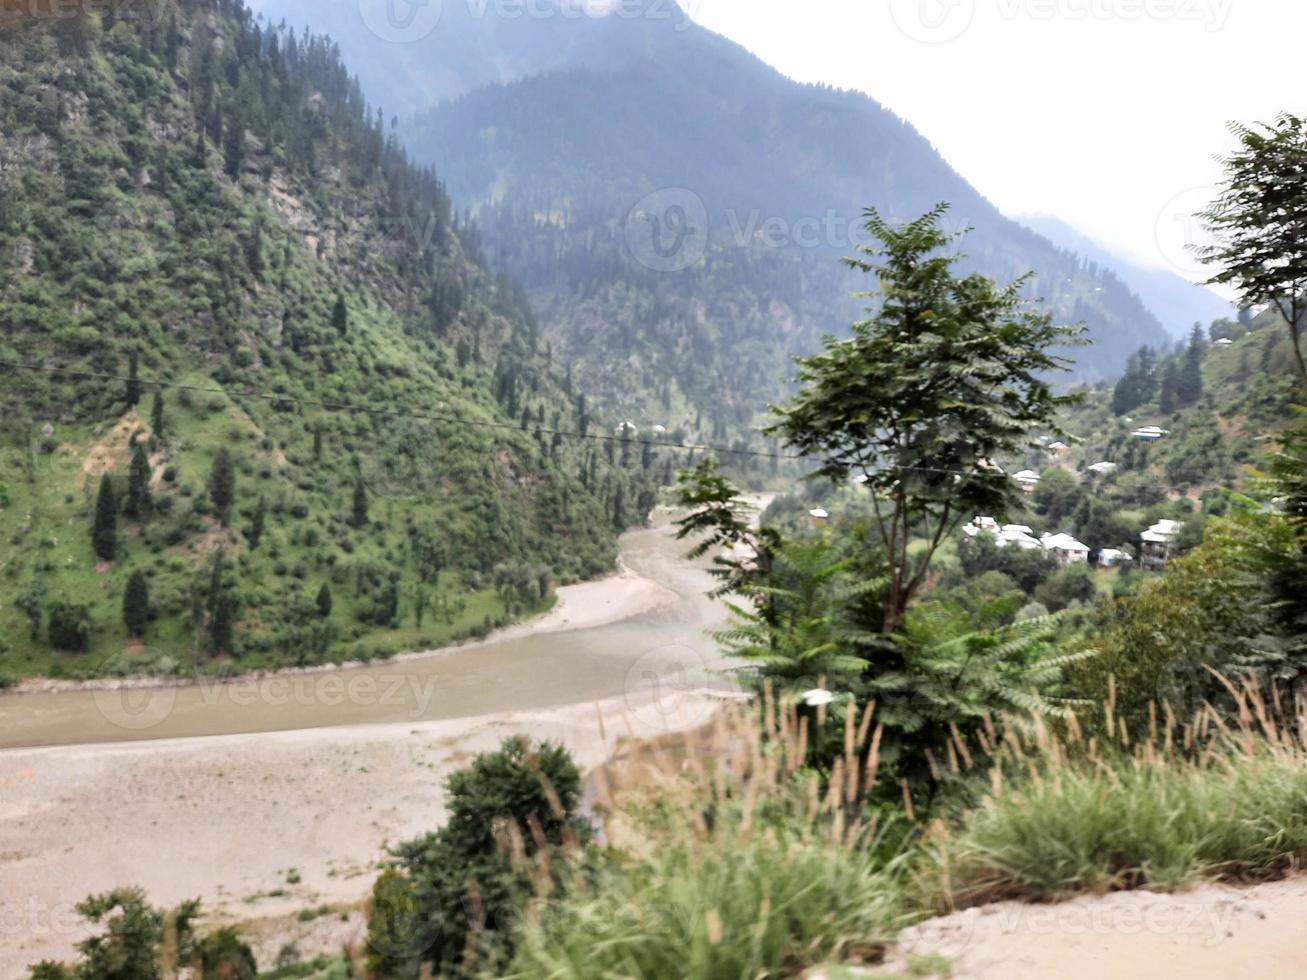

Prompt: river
[0,510,743,750]
[0,510,755,976]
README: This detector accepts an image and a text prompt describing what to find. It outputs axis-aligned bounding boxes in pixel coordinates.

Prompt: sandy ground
[853,877,1307,979]
[0,546,692,977]
[0,693,721,976]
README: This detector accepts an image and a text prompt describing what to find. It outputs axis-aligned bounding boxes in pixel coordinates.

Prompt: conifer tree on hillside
[1112,346,1158,416]
[208,449,235,527]
[1159,360,1181,415]
[332,293,349,336]
[150,390,166,443]
[316,583,333,619]
[1177,326,1206,406]
[92,475,118,562]
[248,496,266,550]
[123,570,151,638]
[351,478,369,528]
[125,443,152,520]
[125,353,142,409]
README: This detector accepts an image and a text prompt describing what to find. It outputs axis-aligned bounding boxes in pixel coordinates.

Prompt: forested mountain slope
[249,0,1173,446]
[0,0,646,680]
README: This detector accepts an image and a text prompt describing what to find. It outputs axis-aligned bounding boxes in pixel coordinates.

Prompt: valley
[4,2,1307,980]
[0,510,741,974]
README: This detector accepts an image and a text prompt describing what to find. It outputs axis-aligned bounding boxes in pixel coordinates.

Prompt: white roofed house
[1013,469,1042,493]
[1087,461,1118,477]
[962,518,1043,552]
[1048,441,1071,457]
[1140,519,1185,571]
[1132,426,1170,442]
[1041,532,1091,567]
[1097,548,1131,568]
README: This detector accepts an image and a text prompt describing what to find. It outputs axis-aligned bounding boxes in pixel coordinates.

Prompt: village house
[1041,532,1091,567]
[1141,519,1185,571]
[1013,469,1042,493]
[1132,425,1170,443]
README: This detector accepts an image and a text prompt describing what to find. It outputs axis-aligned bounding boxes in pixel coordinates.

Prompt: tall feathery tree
[1198,113,1307,388]
[766,205,1085,633]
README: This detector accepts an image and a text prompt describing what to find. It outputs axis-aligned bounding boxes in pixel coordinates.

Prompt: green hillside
[0,0,650,682]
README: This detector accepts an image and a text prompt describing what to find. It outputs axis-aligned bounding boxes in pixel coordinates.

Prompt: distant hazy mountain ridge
[257,0,1175,442]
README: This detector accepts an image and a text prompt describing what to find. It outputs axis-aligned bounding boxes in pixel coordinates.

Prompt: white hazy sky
[682,0,1300,281]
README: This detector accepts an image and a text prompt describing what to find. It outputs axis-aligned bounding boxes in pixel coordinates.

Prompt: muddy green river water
[0,517,741,750]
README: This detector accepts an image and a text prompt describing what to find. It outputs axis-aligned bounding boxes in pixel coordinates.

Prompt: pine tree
[248,496,266,550]
[223,106,245,179]
[92,475,118,562]
[123,570,151,637]
[352,478,369,528]
[206,552,236,656]
[1177,326,1206,406]
[1159,360,1180,415]
[125,353,142,409]
[332,293,349,336]
[150,390,166,443]
[612,481,626,531]
[208,449,235,527]
[125,443,152,520]
[316,583,333,619]
[312,425,323,461]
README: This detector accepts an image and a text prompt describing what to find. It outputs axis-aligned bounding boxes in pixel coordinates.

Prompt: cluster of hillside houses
[962,516,1184,570]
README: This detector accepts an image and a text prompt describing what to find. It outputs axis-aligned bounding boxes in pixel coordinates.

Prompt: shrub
[507,704,910,979]
[47,600,92,652]
[922,693,1307,905]
[367,738,590,978]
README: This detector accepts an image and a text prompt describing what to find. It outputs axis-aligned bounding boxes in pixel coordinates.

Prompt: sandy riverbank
[0,692,720,977]
[857,877,1307,979]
